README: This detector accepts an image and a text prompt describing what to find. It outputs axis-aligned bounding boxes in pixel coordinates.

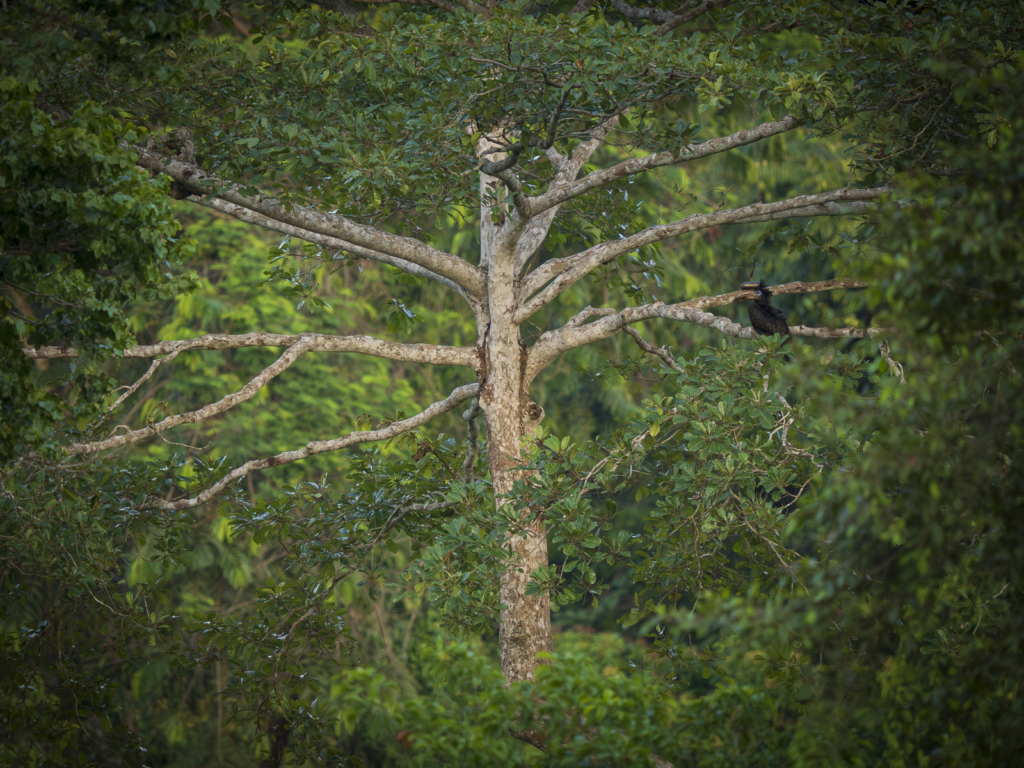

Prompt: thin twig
[623,326,684,373]
[878,340,906,384]
[103,350,180,416]
[462,398,481,482]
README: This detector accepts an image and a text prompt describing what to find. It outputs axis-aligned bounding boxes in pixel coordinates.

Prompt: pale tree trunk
[480,270,553,684]
[476,135,553,683]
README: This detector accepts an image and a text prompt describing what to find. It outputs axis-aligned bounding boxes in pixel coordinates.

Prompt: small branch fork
[483,114,801,246]
[623,326,684,373]
[67,338,322,456]
[143,383,480,511]
[102,350,181,417]
[768,394,824,473]
[484,113,793,223]
[879,340,906,384]
[512,115,619,276]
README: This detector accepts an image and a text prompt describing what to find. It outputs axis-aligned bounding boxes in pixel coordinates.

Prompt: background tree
[2,1,1021,766]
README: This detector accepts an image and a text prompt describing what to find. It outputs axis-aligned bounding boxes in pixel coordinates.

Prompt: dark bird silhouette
[739,280,790,337]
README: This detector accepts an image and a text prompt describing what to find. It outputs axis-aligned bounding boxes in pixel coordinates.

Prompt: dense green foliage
[0,83,195,460]
[2,1,1023,767]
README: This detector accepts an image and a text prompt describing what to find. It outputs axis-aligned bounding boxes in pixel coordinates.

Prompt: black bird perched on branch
[739,280,790,337]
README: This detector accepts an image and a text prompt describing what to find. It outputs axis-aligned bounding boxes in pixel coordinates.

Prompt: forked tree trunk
[476,146,553,684]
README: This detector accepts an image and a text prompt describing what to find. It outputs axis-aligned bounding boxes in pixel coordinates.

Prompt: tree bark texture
[478,146,554,682]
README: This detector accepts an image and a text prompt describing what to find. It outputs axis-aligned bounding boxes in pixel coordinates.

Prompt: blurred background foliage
[3,1,1023,767]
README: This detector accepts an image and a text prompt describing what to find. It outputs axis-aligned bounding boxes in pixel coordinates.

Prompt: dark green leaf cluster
[0,455,223,767]
[0,84,196,459]
[511,337,871,625]
[649,56,1024,765]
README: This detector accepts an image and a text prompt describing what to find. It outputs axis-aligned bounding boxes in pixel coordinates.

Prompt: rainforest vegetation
[2,2,1023,766]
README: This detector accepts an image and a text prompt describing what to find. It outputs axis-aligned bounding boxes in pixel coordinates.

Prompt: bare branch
[146,383,480,511]
[879,340,906,384]
[526,116,799,218]
[517,188,888,321]
[654,0,732,37]
[197,197,473,300]
[623,326,684,373]
[688,278,872,310]
[525,279,890,382]
[726,200,877,224]
[785,324,890,339]
[564,305,618,329]
[133,147,485,296]
[66,337,324,455]
[104,350,181,416]
[26,332,476,368]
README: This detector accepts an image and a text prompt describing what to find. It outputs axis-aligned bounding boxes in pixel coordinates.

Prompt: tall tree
[3,0,1017,759]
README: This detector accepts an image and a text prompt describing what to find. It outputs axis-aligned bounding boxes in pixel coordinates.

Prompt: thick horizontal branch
[146,383,480,511]
[785,324,888,339]
[26,332,476,367]
[134,147,485,296]
[526,116,799,218]
[517,187,888,321]
[728,200,877,224]
[197,197,472,300]
[525,279,887,381]
[681,278,872,310]
[66,336,319,455]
